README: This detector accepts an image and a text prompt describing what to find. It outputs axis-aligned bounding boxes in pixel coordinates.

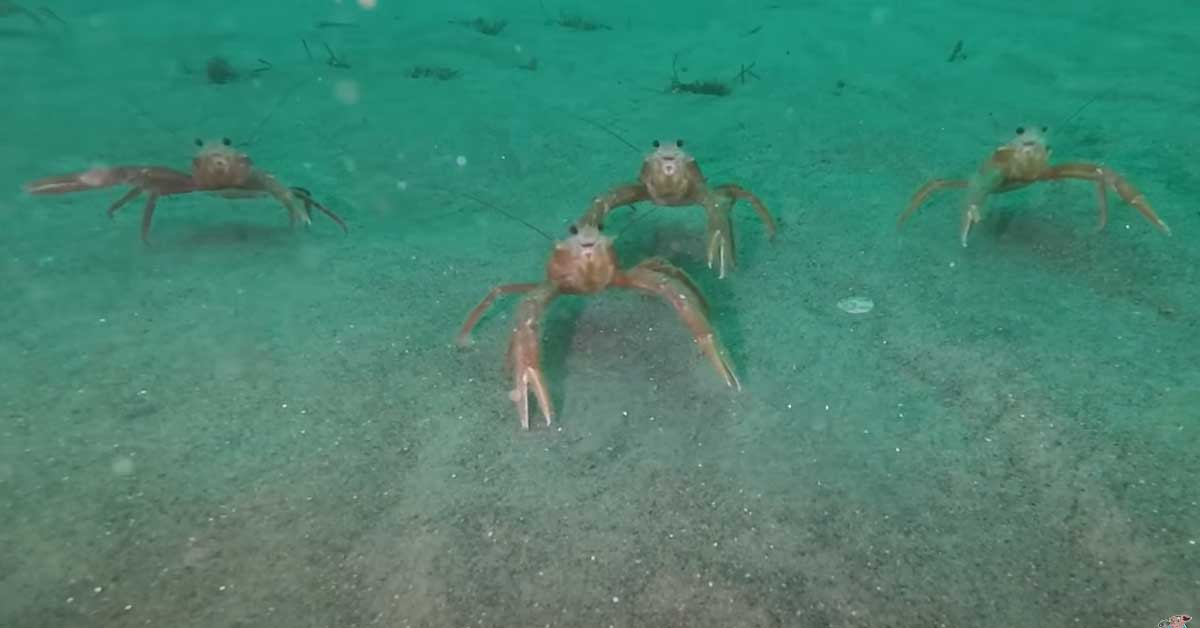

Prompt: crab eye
[1015,126,1025,135]
[194,138,203,147]
[597,223,604,232]
[568,225,578,235]
[222,137,232,146]
[1041,125,1049,133]
[675,139,684,147]
[651,140,660,148]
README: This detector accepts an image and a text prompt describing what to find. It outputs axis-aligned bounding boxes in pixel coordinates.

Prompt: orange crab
[24,138,347,243]
[578,139,777,279]
[457,223,740,429]
[898,125,1170,246]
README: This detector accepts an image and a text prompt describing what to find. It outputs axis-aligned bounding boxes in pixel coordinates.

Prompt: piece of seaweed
[323,42,350,69]
[669,54,731,97]
[0,2,67,27]
[733,62,759,84]
[947,40,967,62]
[206,56,238,84]
[454,17,507,36]
[409,66,460,81]
[556,14,610,31]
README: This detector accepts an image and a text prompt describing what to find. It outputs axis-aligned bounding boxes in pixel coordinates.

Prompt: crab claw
[704,194,737,279]
[506,286,557,429]
[509,364,553,430]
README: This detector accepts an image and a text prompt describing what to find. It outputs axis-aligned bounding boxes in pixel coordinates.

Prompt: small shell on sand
[837,296,874,314]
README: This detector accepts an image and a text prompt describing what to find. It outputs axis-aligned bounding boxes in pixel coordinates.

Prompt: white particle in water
[112,457,134,476]
[334,80,360,105]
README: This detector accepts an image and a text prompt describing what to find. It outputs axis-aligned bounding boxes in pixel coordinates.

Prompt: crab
[577,139,777,279]
[24,138,347,243]
[457,223,740,429]
[898,125,1170,246]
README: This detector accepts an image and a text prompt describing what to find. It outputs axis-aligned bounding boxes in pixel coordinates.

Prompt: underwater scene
[1,1,1197,626]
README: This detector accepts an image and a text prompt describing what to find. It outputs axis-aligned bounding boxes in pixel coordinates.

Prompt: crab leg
[632,257,709,314]
[25,167,193,244]
[25,167,159,195]
[290,186,348,233]
[614,261,740,391]
[139,193,161,244]
[710,184,778,238]
[897,179,969,228]
[579,183,651,228]
[1044,163,1171,235]
[506,283,559,429]
[959,168,1006,247]
[245,170,310,229]
[457,282,540,346]
[107,188,143,217]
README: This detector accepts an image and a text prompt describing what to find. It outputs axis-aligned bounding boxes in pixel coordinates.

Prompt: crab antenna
[563,111,641,153]
[617,204,659,238]
[1058,93,1103,130]
[244,76,313,147]
[456,191,554,242]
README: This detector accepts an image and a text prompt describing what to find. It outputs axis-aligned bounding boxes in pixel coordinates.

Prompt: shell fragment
[837,296,874,315]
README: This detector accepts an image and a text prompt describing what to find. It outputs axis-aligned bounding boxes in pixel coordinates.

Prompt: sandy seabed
[1,1,1197,626]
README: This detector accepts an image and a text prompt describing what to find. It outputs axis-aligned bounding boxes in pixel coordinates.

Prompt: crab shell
[191,143,254,189]
[548,225,617,293]
[639,141,703,204]
[990,125,1051,180]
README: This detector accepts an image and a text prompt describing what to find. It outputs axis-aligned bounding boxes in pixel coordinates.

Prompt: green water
[2,1,1197,626]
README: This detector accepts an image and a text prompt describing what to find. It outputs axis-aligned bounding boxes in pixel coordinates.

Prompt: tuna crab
[24,138,347,243]
[457,223,740,429]
[578,139,777,279]
[898,125,1170,246]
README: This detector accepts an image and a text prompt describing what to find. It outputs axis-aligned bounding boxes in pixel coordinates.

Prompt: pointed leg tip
[725,369,742,391]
